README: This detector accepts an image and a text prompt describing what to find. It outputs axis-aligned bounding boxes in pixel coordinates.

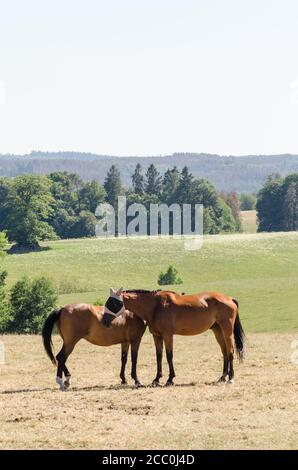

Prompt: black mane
[124,289,183,295]
[124,289,159,294]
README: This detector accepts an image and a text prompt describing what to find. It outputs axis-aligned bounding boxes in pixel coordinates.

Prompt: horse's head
[102,287,125,328]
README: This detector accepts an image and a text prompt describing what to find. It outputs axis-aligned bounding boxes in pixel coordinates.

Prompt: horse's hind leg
[120,342,129,385]
[211,323,228,382]
[56,347,66,390]
[220,320,235,384]
[164,334,175,386]
[130,338,142,387]
[63,364,71,389]
[56,341,76,391]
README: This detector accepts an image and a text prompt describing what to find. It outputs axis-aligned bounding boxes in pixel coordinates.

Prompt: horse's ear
[110,287,115,296]
[116,287,123,296]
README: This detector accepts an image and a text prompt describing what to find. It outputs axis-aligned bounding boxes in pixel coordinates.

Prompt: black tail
[232,299,246,362]
[42,309,62,365]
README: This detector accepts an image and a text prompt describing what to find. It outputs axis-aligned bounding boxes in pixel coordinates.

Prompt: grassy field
[0,332,297,449]
[241,210,257,233]
[2,231,298,332]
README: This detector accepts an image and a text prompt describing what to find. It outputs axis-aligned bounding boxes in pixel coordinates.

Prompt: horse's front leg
[164,334,175,386]
[130,339,143,387]
[120,342,129,385]
[152,335,163,386]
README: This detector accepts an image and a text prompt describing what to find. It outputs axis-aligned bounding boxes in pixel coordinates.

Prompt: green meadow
[2,230,298,333]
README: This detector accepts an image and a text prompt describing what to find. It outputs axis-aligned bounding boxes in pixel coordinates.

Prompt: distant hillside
[1,151,298,192]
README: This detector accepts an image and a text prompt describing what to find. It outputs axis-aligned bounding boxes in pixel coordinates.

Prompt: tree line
[1,151,298,193]
[0,164,242,249]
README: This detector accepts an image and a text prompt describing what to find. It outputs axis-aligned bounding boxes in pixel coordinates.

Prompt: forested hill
[1,151,298,192]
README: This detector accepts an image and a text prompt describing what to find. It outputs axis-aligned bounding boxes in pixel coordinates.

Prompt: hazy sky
[1,0,298,156]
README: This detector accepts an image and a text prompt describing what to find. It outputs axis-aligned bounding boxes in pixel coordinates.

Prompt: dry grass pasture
[1,332,297,450]
[241,210,257,233]
[1,231,297,449]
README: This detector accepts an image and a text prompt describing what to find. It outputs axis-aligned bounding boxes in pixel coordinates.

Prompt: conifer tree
[104,165,122,207]
[132,163,144,195]
[145,164,162,195]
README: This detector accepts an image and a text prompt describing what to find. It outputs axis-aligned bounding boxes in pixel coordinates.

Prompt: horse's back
[58,303,145,346]
[164,291,235,308]
[57,303,98,340]
[155,291,237,335]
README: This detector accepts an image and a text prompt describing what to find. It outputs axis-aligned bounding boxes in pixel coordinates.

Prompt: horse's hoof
[121,380,128,385]
[217,376,227,383]
[64,376,71,389]
[134,382,144,388]
[165,381,174,387]
[151,381,161,387]
[228,379,234,385]
[56,377,66,391]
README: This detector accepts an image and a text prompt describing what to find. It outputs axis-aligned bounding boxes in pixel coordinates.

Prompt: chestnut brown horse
[102,288,245,385]
[42,303,146,390]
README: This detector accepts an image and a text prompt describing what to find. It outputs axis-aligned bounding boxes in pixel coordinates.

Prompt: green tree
[0,177,14,232]
[145,164,162,195]
[174,166,194,203]
[162,167,180,203]
[72,210,98,238]
[48,208,77,239]
[126,191,160,235]
[79,180,106,213]
[239,193,256,211]
[132,163,144,195]
[0,270,11,333]
[256,175,284,232]
[158,266,182,286]
[9,277,58,334]
[0,231,7,254]
[283,181,298,231]
[216,199,239,233]
[104,165,122,206]
[5,175,57,250]
[48,173,103,238]
[191,178,218,207]
[0,233,10,332]
[48,171,83,213]
[221,192,242,231]
[188,177,239,234]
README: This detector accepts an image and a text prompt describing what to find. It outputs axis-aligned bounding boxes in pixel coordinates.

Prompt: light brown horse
[42,303,146,390]
[102,288,245,385]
